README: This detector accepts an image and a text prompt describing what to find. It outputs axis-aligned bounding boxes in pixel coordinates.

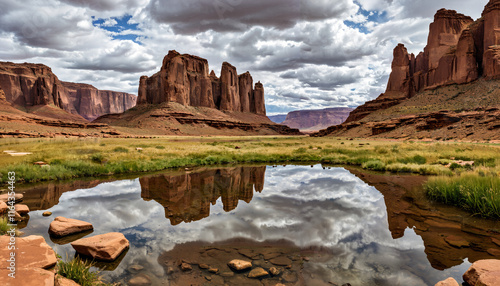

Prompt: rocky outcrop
[345,6,492,124]
[280,107,353,131]
[463,260,500,286]
[0,61,136,121]
[63,81,136,121]
[71,232,129,261]
[138,50,266,115]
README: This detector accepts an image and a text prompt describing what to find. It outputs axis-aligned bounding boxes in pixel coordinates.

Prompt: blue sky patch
[344,6,389,34]
[92,14,141,43]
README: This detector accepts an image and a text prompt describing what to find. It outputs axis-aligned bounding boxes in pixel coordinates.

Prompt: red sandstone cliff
[63,82,137,121]
[345,2,500,124]
[0,62,137,121]
[281,107,353,131]
[138,50,266,116]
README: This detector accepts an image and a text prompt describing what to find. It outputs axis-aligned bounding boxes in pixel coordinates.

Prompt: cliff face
[0,62,75,113]
[138,50,266,116]
[0,61,137,121]
[346,4,498,123]
[63,82,137,121]
[281,107,353,131]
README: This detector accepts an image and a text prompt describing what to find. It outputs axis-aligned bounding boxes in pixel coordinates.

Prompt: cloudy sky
[0,0,488,115]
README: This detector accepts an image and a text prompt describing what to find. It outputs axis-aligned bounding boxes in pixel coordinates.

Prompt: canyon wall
[0,62,137,121]
[346,1,500,123]
[137,50,266,116]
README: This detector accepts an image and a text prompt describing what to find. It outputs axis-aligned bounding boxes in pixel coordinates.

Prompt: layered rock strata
[137,50,266,115]
[346,3,498,124]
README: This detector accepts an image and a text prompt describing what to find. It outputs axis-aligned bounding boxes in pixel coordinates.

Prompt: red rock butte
[137,50,266,116]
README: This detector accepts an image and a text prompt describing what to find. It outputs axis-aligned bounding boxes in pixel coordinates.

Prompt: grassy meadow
[0,136,498,216]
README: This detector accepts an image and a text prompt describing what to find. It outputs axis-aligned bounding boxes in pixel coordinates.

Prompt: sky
[0,0,488,115]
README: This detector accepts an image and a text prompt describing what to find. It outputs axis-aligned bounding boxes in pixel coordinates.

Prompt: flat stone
[0,235,57,270]
[492,238,500,247]
[42,211,52,217]
[128,274,152,286]
[238,249,260,259]
[71,232,129,261]
[220,271,235,277]
[444,235,469,248]
[0,193,23,203]
[199,263,209,269]
[208,267,218,273]
[129,264,144,271]
[282,271,298,283]
[477,271,500,286]
[269,256,293,266]
[49,216,94,237]
[14,204,30,215]
[487,248,500,256]
[463,259,500,286]
[55,274,79,286]
[248,267,268,278]
[435,277,459,286]
[0,268,54,286]
[228,259,252,271]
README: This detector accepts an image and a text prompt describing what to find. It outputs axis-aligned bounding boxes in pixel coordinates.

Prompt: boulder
[14,204,30,215]
[49,216,94,237]
[227,259,252,271]
[71,232,129,261]
[435,277,459,286]
[0,235,57,269]
[463,259,500,286]
[248,267,268,278]
[0,268,54,286]
[0,193,23,203]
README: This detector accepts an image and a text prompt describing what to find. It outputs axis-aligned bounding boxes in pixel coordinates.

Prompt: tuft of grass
[0,216,12,235]
[426,175,500,218]
[90,153,105,164]
[112,147,129,153]
[398,155,427,165]
[362,160,386,171]
[57,257,110,286]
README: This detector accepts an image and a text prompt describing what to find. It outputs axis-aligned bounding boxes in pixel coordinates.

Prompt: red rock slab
[0,193,23,203]
[55,274,79,286]
[0,268,54,286]
[0,201,7,214]
[48,216,93,237]
[14,204,30,215]
[463,259,500,286]
[71,232,129,261]
[0,235,57,270]
[435,277,459,286]
[227,259,252,271]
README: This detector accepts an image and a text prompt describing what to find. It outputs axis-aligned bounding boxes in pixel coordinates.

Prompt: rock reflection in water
[140,166,265,225]
[17,165,500,286]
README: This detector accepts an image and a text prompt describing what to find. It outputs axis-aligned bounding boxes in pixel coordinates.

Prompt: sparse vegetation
[57,257,111,286]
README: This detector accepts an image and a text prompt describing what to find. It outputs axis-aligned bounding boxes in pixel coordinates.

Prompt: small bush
[362,160,386,171]
[57,257,103,286]
[398,155,427,165]
[113,147,129,153]
[90,153,105,164]
[155,146,166,150]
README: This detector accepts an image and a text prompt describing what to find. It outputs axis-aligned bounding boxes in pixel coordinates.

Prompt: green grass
[426,175,500,218]
[0,216,11,235]
[57,257,111,286]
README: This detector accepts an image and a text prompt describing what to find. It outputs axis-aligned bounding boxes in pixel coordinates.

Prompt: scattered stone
[238,249,259,259]
[205,276,212,281]
[167,267,174,274]
[0,193,23,203]
[49,216,94,237]
[129,264,144,271]
[55,274,80,286]
[33,161,48,166]
[282,271,298,283]
[444,235,469,248]
[487,248,500,256]
[128,273,152,286]
[208,267,218,273]
[303,256,310,261]
[463,259,500,286]
[228,259,252,271]
[42,211,52,216]
[181,262,192,271]
[220,271,235,277]
[71,232,129,261]
[248,267,268,278]
[0,235,57,269]
[269,267,280,276]
[434,277,459,286]
[199,263,209,269]
[14,204,30,215]
[136,148,143,151]
[269,256,292,266]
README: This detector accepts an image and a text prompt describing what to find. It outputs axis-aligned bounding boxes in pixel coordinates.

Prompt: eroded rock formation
[0,62,137,121]
[346,3,498,124]
[138,50,266,115]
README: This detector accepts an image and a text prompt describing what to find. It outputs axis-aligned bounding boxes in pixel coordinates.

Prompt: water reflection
[18,165,500,286]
